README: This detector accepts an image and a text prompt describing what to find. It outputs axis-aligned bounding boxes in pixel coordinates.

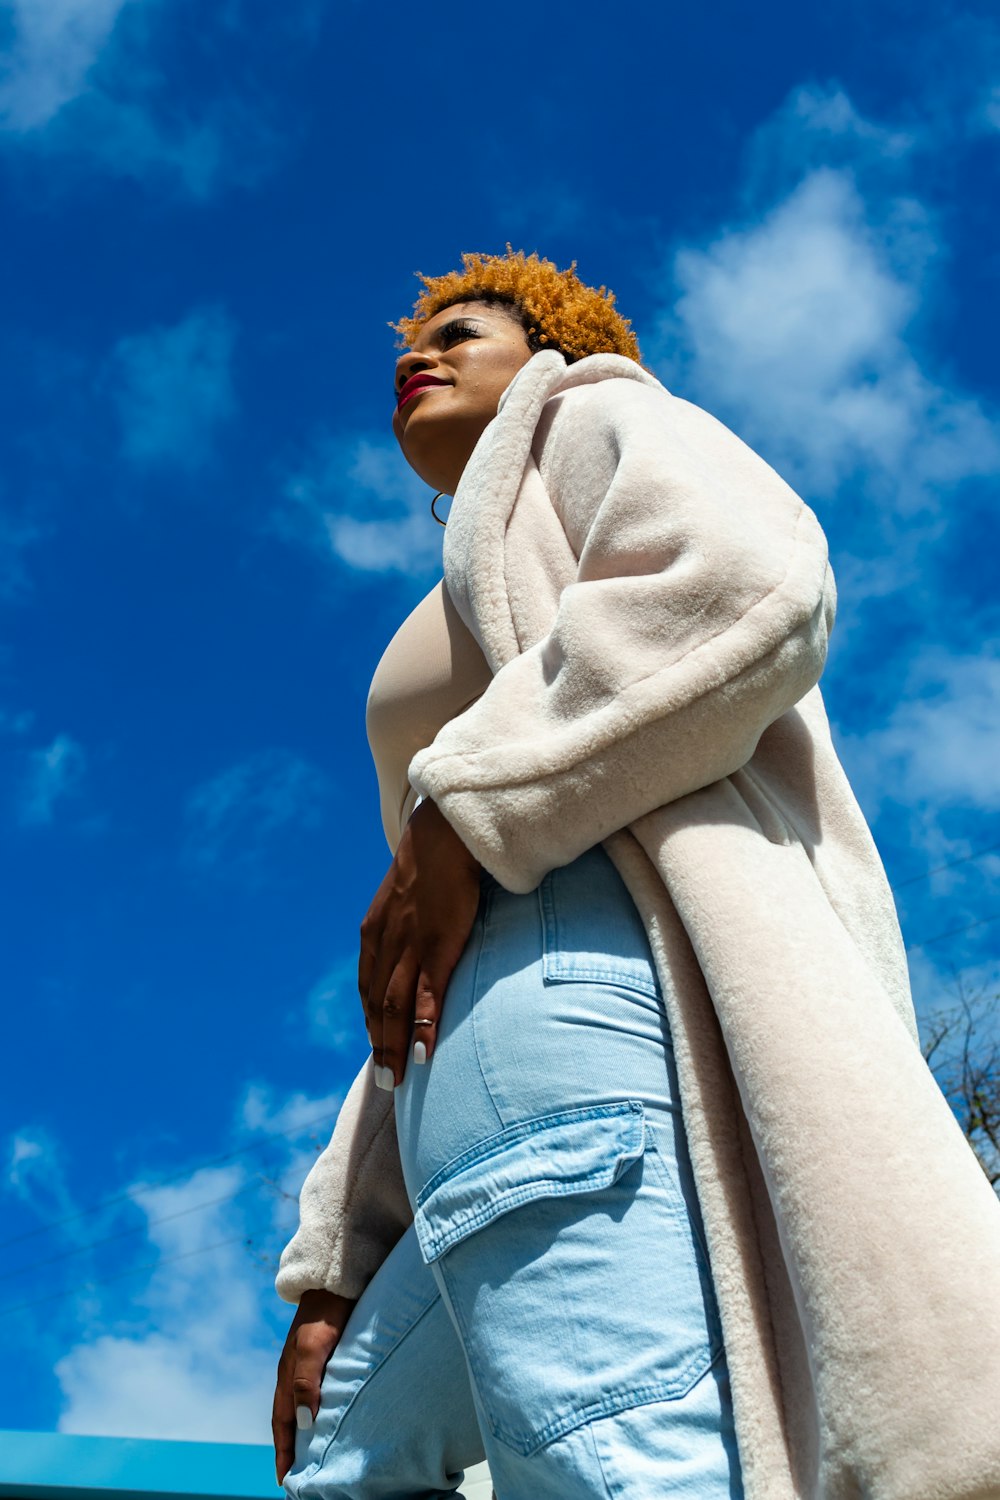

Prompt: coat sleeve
[409,380,837,894]
[275,1057,413,1304]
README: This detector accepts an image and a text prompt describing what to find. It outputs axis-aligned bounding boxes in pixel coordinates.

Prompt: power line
[1,1169,298,1283]
[906,910,1000,955]
[6,854,997,1265]
[891,840,1000,893]
[0,1105,338,1254]
[0,1234,260,1319]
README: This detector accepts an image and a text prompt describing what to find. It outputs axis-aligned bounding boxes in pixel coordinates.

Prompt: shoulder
[538,373,671,447]
[534,370,751,479]
[531,376,670,502]
[528,364,814,557]
[539,369,804,508]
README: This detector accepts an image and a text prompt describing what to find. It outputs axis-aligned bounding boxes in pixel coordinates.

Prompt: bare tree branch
[922,980,1000,1191]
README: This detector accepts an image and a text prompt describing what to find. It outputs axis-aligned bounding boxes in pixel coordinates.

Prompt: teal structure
[0,1433,276,1500]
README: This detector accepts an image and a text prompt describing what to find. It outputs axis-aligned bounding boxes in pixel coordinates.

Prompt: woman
[273,251,1000,1500]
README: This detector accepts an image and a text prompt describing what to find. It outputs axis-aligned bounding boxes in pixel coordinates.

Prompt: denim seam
[414,1099,645,1207]
[579,1349,728,1491]
[474,1359,722,1457]
[539,871,559,985]
[311,1290,443,1458]
[643,1136,724,1357]
[582,1417,616,1500]
[645,1129,716,1276]
[542,963,661,999]
[469,878,506,1133]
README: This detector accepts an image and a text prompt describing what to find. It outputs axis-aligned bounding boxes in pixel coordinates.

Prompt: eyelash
[438,320,481,347]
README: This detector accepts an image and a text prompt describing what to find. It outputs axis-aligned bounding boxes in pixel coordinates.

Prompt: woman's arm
[275,1057,413,1304]
[410,379,837,894]
[272,1063,414,1482]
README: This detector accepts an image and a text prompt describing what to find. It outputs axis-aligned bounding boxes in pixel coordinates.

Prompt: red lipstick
[397,374,449,411]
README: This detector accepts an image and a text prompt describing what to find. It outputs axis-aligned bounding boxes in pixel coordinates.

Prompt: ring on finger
[412,1018,434,1027]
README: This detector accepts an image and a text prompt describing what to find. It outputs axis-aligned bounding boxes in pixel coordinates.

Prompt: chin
[396,435,445,491]
[398,424,450,482]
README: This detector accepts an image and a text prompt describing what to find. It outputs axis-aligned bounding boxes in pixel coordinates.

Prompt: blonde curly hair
[392,247,642,365]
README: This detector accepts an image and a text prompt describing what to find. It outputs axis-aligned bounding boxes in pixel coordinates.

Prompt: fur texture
[278,1060,412,1301]
[278,353,1000,1499]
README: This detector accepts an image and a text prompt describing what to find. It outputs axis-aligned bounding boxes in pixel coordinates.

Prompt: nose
[395,348,435,393]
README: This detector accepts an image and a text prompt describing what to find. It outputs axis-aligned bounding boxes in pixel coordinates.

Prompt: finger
[358,939,373,1022]
[290,1325,338,1431]
[411,966,445,1068]
[360,911,399,1060]
[358,918,381,1028]
[273,1417,295,1487]
[358,867,394,1023]
[363,933,408,1077]
[413,935,467,1060]
[272,1354,296,1485]
[380,952,419,1087]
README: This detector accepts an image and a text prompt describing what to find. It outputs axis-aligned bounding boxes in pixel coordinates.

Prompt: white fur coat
[278,352,1000,1500]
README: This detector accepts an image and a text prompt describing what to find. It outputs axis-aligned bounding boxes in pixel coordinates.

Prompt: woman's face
[392,300,534,494]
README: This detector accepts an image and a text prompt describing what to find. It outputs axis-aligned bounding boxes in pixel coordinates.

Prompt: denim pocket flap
[413,1099,646,1265]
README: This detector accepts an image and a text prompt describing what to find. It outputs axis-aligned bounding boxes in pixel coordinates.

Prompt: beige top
[365,580,492,852]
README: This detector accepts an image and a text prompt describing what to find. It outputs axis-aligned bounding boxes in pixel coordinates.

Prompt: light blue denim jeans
[286,846,744,1500]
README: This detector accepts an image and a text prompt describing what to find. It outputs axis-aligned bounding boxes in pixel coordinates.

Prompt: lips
[396,374,449,411]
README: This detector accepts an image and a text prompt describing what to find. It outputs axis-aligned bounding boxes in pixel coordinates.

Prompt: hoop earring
[430,492,448,526]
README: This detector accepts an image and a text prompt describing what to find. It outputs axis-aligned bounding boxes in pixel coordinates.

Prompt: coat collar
[444,351,664,671]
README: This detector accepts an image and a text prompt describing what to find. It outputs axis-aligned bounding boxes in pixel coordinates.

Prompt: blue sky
[1,0,998,1445]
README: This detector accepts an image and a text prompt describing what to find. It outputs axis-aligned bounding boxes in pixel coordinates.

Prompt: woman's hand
[272,1289,357,1486]
[359,798,481,1087]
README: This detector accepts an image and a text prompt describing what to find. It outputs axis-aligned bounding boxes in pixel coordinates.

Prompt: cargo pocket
[412,1100,722,1457]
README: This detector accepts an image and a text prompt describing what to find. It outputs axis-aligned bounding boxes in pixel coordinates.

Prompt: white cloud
[0,705,34,734]
[644,79,1000,1008]
[651,166,999,513]
[238,1084,343,1222]
[182,747,330,874]
[6,1126,79,1225]
[56,1165,276,1443]
[785,85,912,156]
[53,1086,342,1443]
[908,948,1000,1028]
[0,0,136,131]
[742,83,916,204]
[304,955,362,1052]
[0,511,45,600]
[239,1084,341,1153]
[281,434,444,578]
[984,85,1000,131]
[0,0,284,195]
[18,732,86,826]
[838,648,1000,819]
[57,1325,275,1443]
[110,306,236,470]
[51,93,231,197]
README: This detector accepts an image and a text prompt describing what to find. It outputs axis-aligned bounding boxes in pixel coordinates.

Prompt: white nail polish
[296,1405,313,1431]
[413,1039,427,1065]
[375,1065,394,1091]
